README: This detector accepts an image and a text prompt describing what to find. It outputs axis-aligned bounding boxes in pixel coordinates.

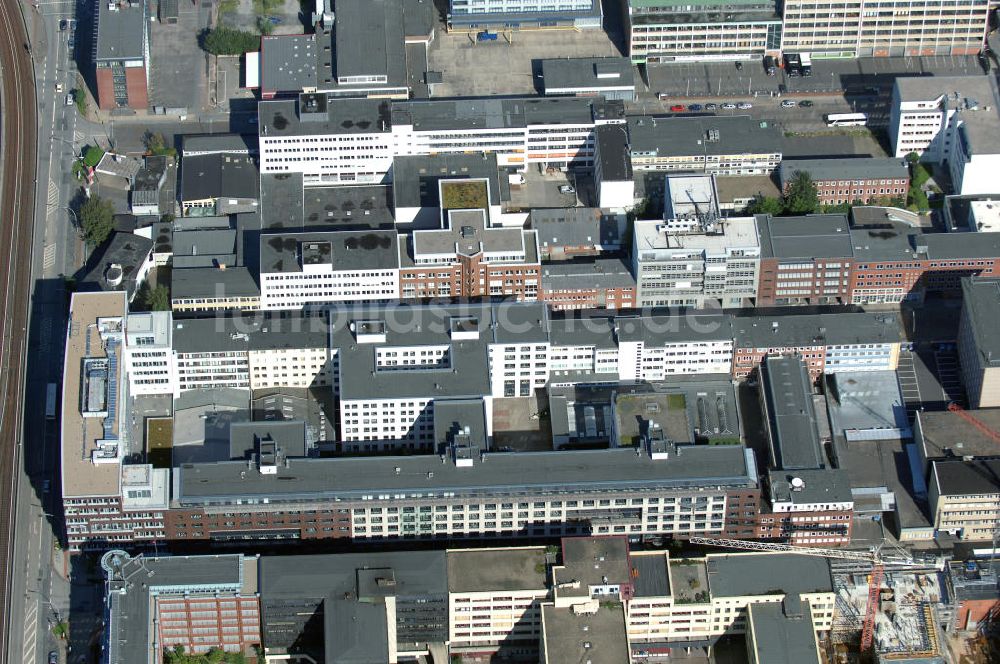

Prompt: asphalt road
[0,2,46,663]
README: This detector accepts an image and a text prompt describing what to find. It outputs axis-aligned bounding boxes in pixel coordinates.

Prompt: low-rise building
[541,57,635,100]
[93,0,149,109]
[755,213,853,307]
[170,266,261,313]
[539,257,636,310]
[391,153,505,227]
[958,277,1000,409]
[779,158,910,206]
[628,115,782,175]
[531,208,626,260]
[595,124,635,211]
[180,152,259,216]
[930,457,1000,539]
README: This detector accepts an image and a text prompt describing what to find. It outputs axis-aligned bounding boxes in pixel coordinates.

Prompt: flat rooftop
[61,292,126,499]
[748,601,821,664]
[391,96,605,132]
[756,213,853,260]
[555,536,631,598]
[175,443,754,504]
[258,96,392,138]
[392,153,502,210]
[542,602,629,664]
[447,547,547,593]
[960,277,1000,368]
[916,407,1000,462]
[706,553,834,597]
[95,0,146,61]
[761,356,824,471]
[541,57,634,92]
[779,157,908,185]
[260,230,399,273]
[541,257,635,291]
[733,311,905,349]
[627,115,782,158]
[933,457,1000,496]
[630,552,670,598]
[634,216,760,252]
[531,208,625,250]
[826,370,910,440]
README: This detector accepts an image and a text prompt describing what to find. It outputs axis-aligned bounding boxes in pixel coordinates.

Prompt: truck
[783,53,802,76]
[800,53,813,76]
[45,383,57,420]
[476,31,498,42]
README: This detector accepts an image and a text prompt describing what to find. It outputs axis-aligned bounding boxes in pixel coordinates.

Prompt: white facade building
[632,217,761,308]
[124,311,177,396]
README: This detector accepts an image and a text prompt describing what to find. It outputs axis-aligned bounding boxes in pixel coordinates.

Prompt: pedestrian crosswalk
[42,244,56,271]
[46,178,58,207]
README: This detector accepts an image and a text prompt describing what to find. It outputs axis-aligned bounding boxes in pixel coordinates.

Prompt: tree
[784,170,819,214]
[79,195,115,247]
[200,27,261,56]
[144,131,177,157]
[745,195,784,216]
[82,145,105,168]
[904,151,920,164]
[72,87,86,115]
[134,282,170,311]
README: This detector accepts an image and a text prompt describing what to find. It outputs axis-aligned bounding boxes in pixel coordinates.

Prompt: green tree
[144,131,177,157]
[200,27,261,55]
[784,170,820,214]
[746,195,784,216]
[134,283,170,311]
[79,195,115,246]
[904,151,920,164]
[73,88,86,114]
[82,145,105,168]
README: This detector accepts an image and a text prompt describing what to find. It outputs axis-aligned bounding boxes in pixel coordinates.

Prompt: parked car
[781,99,797,108]
[558,185,575,194]
[704,103,718,111]
[687,103,703,111]
[65,94,74,107]
[720,103,737,110]
[735,61,743,70]
[48,652,58,664]
[669,104,685,112]
[737,102,752,109]
[799,99,814,107]
[59,19,67,30]
[55,83,63,93]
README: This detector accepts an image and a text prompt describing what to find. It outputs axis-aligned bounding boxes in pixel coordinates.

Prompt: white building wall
[259,132,394,186]
[248,346,331,389]
[173,350,250,394]
[340,397,434,449]
[259,269,399,309]
[488,342,550,397]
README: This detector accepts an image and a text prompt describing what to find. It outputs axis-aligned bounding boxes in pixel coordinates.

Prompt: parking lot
[147,0,212,110]
[427,28,622,97]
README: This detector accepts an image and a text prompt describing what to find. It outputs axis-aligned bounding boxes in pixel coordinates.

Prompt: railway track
[0,0,40,660]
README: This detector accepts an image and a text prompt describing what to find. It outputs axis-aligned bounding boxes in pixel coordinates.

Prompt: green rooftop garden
[441,180,489,210]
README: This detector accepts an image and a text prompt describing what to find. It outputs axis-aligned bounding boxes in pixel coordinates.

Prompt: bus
[825,112,868,127]
[45,383,57,420]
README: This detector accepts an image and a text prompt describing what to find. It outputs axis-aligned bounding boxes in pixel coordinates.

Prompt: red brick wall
[95,68,116,110]
[124,66,149,109]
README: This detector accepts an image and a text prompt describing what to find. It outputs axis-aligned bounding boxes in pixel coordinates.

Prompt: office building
[632,216,761,307]
[259,94,625,186]
[531,208,626,260]
[93,0,150,109]
[539,257,636,310]
[625,0,782,63]
[180,152,259,216]
[958,277,1000,409]
[447,0,603,31]
[930,457,1000,539]
[628,115,783,175]
[755,213,854,306]
[595,124,636,210]
[779,0,989,58]
[391,153,506,227]
[258,230,400,309]
[170,267,261,313]
[779,158,910,205]
[124,311,176,396]
[889,76,1000,197]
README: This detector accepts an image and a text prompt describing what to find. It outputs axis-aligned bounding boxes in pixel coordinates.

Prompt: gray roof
[406,210,533,263]
[260,550,447,599]
[933,458,1000,496]
[960,278,1000,368]
[334,0,406,85]
[756,213,853,260]
[779,158,909,186]
[258,96,392,138]
[175,443,754,504]
[105,554,248,664]
[558,536,632,591]
[916,407,1000,462]
[391,96,604,131]
[615,310,735,344]
[325,599,389,664]
[733,311,905,348]
[631,553,670,598]
[596,124,633,182]
[707,553,834,597]
[541,56,634,92]
[80,232,153,300]
[895,76,1000,154]
[542,257,635,290]
[260,172,305,230]
[747,601,821,664]
[260,34,318,93]
[433,398,489,450]
[181,153,259,203]
[450,0,603,25]
[628,115,782,158]
[392,153,503,209]
[173,229,237,261]
[229,420,307,460]
[172,316,256,354]
[133,155,167,193]
[447,548,547,593]
[260,230,399,273]
[531,208,625,250]
[768,468,853,506]
[303,185,395,230]
[94,0,147,62]
[171,266,260,300]
[547,314,618,349]
[761,356,824,471]
[542,603,629,664]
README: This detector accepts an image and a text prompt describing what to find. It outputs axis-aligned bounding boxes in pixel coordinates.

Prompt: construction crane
[687,537,923,654]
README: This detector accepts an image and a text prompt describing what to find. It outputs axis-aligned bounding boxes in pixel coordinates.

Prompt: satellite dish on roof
[790,477,806,491]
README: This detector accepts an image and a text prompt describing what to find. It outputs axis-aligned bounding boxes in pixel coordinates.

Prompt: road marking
[46,178,57,206]
[42,244,55,270]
